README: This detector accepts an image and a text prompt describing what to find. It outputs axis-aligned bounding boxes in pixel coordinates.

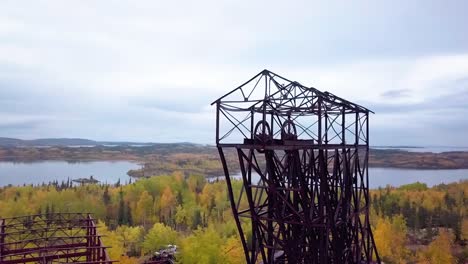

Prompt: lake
[0,161,466,188]
[210,168,468,188]
[0,161,140,187]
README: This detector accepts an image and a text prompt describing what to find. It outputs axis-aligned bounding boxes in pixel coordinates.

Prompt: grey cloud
[0,0,467,146]
[0,120,41,130]
[128,92,209,113]
[368,77,468,114]
[381,89,411,99]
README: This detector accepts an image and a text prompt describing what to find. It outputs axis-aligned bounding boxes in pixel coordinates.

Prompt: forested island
[0,174,466,263]
[1,144,468,179]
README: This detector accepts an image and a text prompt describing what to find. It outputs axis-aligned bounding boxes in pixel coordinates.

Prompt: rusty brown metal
[214,70,380,263]
[0,213,114,263]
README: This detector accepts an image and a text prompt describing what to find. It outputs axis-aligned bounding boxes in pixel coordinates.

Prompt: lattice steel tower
[213,70,380,263]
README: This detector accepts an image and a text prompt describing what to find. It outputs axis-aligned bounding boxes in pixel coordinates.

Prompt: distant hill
[0,137,162,147]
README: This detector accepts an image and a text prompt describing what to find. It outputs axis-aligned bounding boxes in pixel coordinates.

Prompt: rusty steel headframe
[213,70,380,263]
[0,213,114,264]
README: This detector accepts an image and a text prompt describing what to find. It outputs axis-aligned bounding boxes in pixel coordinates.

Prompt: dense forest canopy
[0,174,466,263]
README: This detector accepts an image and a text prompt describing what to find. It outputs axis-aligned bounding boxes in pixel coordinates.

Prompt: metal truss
[0,213,114,263]
[213,70,380,263]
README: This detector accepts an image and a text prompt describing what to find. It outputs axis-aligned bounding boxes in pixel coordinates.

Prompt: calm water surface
[0,161,466,188]
[0,161,140,187]
[211,168,468,188]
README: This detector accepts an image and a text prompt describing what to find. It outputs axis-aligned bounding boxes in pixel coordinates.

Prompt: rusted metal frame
[265,81,312,111]
[211,70,264,105]
[219,103,256,112]
[326,113,344,143]
[297,118,319,138]
[0,235,91,247]
[271,79,291,107]
[352,148,363,262]
[293,118,319,139]
[0,224,94,237]
[319,149,330,263]
[251,217,278,261]
[323,91,372,114]
[297,89,314,109]
[271,112,287,138]
[302,149,315,208]
[357,113,368,143]
[237,149,264,181]
[217,147,250,264]
[1,251,89,264]
[267,81,313,109]
[267,167,290,262]
[216,102,220,144]
[86,215,92,261]
[218,108,250,141]
[316,96,329,262]
[0,218,87,229]
[269,153,305,220]
[324,111,330,183]
[215,71,378,263]
[344,120,357,139]
[247,150,263,215]
[265,71,298,99]
[263,151,278,262]
[0,212,89,221]
[220,107,251,136]
[53,261,116,264]
[282,106,317,135]
[2,243,91,256]
[245,72,264,100]
[237,148,264,264]
[288,149,309,262]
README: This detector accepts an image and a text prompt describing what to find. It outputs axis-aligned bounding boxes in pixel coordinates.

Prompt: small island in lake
[72,175,99,184]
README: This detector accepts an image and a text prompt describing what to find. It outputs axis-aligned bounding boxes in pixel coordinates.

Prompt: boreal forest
[0,173,466,263]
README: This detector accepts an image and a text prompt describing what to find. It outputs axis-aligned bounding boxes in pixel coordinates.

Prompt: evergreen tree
[126,202,133,226]
[103,186,111,205]
[118,189,126,225]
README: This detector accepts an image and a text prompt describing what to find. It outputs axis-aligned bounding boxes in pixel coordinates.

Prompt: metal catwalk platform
[0,213,113,263]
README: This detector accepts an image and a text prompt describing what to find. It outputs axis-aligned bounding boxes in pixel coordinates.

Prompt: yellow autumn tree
[135,191,153,226]
[373,215,410,263]
[97,222,125,260]
[180,226,223,264]
[462,218,468,241]
[142,223,178,254]
[221,235,245,264]
[160,186,176,222]
[418,229,455,264]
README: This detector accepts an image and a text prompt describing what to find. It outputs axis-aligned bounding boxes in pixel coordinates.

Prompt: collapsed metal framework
[0,213,113,263]
[213,70,380,263]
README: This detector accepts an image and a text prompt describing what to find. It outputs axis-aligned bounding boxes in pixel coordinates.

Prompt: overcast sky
[1,0,467,145]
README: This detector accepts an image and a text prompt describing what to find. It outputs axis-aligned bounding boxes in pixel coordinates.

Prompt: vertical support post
[342,107,345,146]
[86,214,91,262]
[216,102,220,144]
[318,98,322,146]
[355,112,359,146]
[324,111,328,161]
[0,219,5,262]
[251,108,255,139]
[218,147,251,264]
